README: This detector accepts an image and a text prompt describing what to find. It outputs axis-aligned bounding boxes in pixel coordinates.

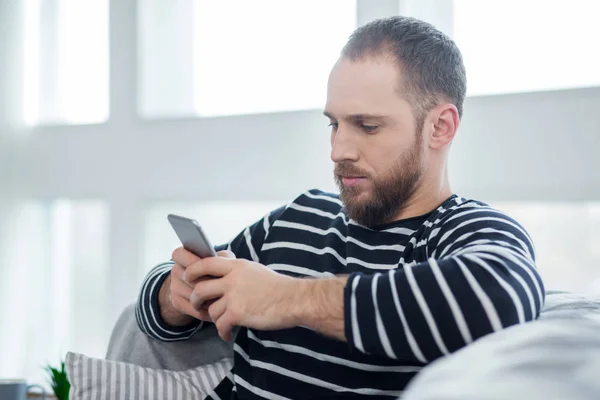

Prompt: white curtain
[0,201,112,384]
[0,1,111,385]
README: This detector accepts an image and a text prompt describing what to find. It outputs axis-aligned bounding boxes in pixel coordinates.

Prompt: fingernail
[182,271,188,282]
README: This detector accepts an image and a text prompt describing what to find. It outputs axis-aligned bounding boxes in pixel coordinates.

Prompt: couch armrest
[106,303,234,370]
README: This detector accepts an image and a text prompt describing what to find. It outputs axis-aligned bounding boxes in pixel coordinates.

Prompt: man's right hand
[158,247,207,327]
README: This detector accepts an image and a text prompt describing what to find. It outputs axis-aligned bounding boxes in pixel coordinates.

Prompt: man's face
[324,56,424,227]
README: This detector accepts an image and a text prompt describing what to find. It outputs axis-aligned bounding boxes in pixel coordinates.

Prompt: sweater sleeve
[344,204,545,363]
[136,206,286,341]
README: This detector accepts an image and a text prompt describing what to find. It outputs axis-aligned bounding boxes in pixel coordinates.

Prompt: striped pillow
[65,352,232,400]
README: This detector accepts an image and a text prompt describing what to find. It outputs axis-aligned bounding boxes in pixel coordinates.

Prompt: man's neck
[392,177,453,221]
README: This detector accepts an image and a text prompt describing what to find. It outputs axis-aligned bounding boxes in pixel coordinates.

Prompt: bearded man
[136,16,544,400]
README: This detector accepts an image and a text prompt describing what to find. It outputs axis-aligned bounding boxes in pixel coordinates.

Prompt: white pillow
[403,317,600,400]
[65,352,232,400]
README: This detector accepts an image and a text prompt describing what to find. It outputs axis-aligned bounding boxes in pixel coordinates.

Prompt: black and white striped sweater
[137,189,544,399]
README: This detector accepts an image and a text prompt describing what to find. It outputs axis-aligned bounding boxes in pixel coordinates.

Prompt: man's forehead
[325,57,410,117]
[327,59,408,102]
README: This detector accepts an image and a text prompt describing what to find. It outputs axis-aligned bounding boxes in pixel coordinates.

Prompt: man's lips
[340,176,366,187]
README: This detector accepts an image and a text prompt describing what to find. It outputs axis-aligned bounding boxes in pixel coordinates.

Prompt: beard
[334,136,423,228]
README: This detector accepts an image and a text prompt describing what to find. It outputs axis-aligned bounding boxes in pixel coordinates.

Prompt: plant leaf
[44,360,71,400]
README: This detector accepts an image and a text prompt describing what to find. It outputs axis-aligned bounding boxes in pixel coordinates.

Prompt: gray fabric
[403,291,600,400]
[106,293,600,399]
[105,304,234,370]
[66,352,232,400]
[539,290,600,321]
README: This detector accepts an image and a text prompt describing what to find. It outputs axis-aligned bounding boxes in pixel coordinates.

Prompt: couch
[101,290,600,399]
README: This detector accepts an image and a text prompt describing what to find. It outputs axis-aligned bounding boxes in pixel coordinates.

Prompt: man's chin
[339,187,401,227]
[340,190,372,215]
[340,184,370,202]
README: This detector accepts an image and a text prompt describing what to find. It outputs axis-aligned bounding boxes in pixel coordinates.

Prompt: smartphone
[167,214,217,259]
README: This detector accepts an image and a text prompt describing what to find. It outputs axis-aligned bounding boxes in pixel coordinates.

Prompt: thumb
[216,249,236,259]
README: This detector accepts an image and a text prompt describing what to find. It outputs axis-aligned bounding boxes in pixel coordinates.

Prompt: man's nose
[330,127,359,163]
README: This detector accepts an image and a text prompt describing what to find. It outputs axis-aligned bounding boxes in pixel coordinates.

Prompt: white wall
[0,0,20,190]
[0,0,20,259]
[452,86,600,202]
[8,86,600,202]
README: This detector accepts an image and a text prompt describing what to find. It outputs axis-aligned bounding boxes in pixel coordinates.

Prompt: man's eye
[328,122,339,131]
[361,124,378,133]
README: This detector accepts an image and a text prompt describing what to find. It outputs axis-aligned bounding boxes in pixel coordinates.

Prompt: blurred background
[1,0,599,385]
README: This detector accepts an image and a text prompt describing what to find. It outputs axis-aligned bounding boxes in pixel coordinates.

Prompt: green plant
[44,360,70,400]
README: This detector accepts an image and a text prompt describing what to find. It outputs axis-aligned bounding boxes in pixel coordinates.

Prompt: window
[5,0,599,386]
[453,0,600,96]
[0,200,109,384]
[494,203,600,294]
[22,0,109,125]
[398,0,453,36]
[138,0,357,118]
[142,201,284,273]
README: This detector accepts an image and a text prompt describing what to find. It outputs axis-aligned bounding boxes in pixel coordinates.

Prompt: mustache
[334,162,370,178]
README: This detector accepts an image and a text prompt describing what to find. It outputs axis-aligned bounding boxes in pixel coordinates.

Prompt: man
[137,16,544,399]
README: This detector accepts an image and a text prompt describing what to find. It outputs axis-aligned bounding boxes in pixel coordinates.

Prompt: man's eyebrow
[347,113,386,121]
[323,111,387,121]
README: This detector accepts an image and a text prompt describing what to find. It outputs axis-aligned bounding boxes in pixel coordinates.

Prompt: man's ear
[429,104,460,149]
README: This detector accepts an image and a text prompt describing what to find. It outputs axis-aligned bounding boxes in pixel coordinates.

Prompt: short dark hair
[342,16,467,128]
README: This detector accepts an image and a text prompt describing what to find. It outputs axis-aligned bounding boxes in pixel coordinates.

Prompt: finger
[170,273,194,300]
[184,257,235,282]
[172,247,200,268]
[182,260,208,282]
[202,299,217,308]
[198,299,218,322]
[196,307,213,323]
[171,263,194,289]
[170,294,204,321]
[174,262,211,289]
[217,250,236,259]
[207,297,228,323]
[190,279,226,309]
[195,299,215,322]
[215,313,236,342]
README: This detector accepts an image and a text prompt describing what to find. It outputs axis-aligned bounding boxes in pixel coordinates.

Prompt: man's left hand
[184,253,302,341]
